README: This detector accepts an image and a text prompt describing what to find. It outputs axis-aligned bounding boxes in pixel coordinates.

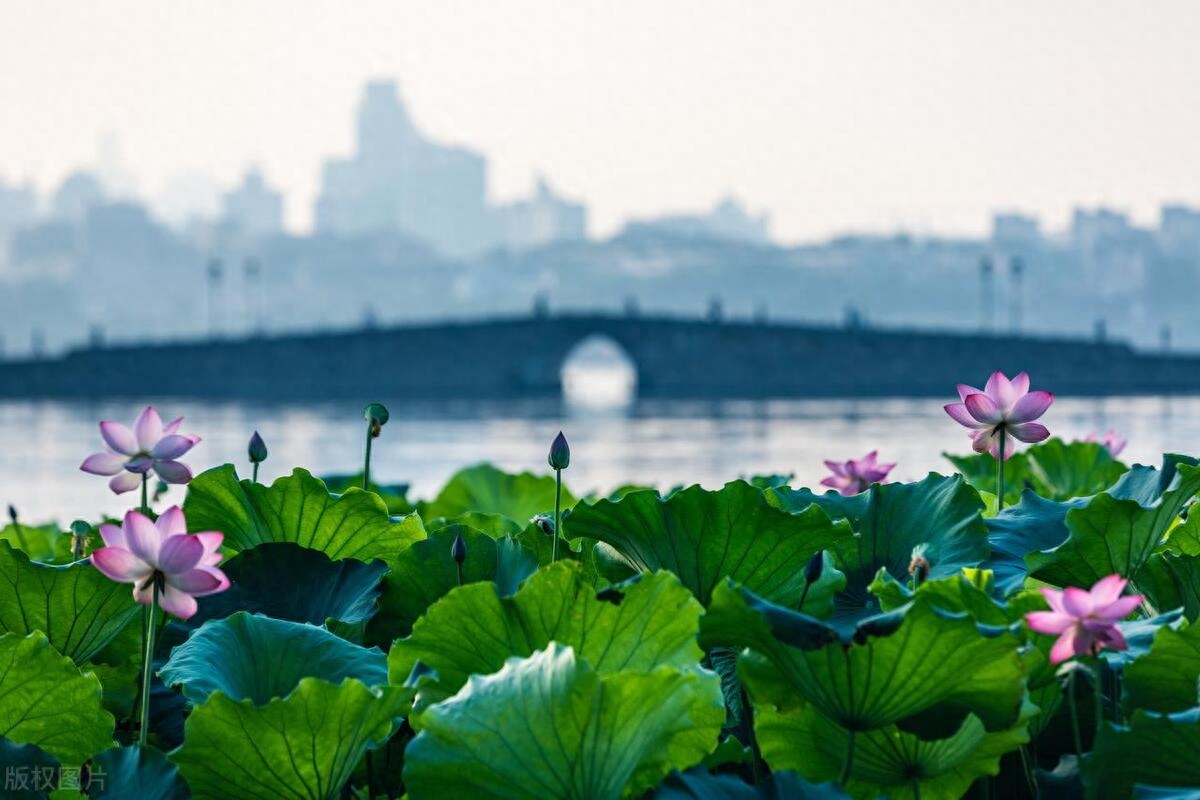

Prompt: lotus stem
[740,685,763,786]
[138,580,159,747]
[996,430,1006,511]
[552,469,562,563]
[363,428,373,491]
[797,583,811,611]
[1066,667,1083,757]
[140,473,149,516]
[252,462,259,483]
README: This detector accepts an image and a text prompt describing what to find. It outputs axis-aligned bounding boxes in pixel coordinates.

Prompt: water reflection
[0,395,1192,523]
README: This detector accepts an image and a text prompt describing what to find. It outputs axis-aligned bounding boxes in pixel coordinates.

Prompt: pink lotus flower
[821,451,895,495]
[90,506,229,620]
[1085,430,1127,458]
[1025,575,1142,664]
[80,406,200,494]
[944,371,1053,460]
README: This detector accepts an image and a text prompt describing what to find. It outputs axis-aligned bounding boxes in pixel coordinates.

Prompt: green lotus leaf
[88,744,189,799]
[187,542,387,629]
[388,561,704,710]
[945,449,1035,508]
[420,463,576,524]
[946,439,1127,506]
[0,521,75,564]
[1023,439,1128,500]
[1124,619,1200,713]
[771,474,989,621]
[700,582,1024,732]
[320,472,414,515]
[655,767,850,798]
[366,524,538,647]
[0,541,140,664]
[1027,461,1200,587]
[183,465,424,562]
[983,491,1084,595]
[402,644,724,800]
[1089,708,1200,800]
[0,738,59,799]
[753,699,1036,800]
[567,480,849,606]
[1138,551,1200,621]
[0,633,113,765]
[171,677,405,800]
[159,612,386,705]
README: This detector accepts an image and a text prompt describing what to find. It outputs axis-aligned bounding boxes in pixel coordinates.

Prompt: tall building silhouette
[315,80,491,257]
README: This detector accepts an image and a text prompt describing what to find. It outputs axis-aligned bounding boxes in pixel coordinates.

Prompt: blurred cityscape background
[2,1,1199,519]
[0,75,1196,354]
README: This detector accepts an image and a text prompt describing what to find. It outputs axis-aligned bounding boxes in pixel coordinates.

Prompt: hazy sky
[3,1,1199,242]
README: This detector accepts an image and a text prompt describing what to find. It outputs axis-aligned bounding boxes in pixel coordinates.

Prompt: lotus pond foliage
[0,382,1192,798]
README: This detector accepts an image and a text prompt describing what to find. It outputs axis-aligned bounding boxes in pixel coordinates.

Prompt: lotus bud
[908,544,931,585]
[70,519,90,559]
[804,552,824,585]
[364,402,390,439]
[248,431,269,464]
[548,431,570,470]
[530,514,555,536]
[451,531,467,566]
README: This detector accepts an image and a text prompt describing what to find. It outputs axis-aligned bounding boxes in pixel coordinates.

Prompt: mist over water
[5,391,1193,524]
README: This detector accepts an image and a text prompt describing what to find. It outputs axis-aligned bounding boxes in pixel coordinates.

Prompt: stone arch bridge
[0,313,1196,401]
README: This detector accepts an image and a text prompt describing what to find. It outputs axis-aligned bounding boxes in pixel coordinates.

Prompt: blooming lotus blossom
[944,371,1053,460]
[821,451,895,495]
[1025,574,1142,664]
[1085,430,1127,458]
[80,406,200,493]
[90,506,228,620]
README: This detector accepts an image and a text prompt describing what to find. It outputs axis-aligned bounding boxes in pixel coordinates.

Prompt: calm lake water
[2,393,1197,525]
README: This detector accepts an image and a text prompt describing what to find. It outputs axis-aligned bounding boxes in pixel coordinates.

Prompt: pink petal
[158,584,199,620]
[162,416,185,436]
[109,472,142,495]
[99,523,126,549]
[1061,586,1095,617]
[123,511,162,564]
[99,422,138,457]
[1097,595,1142,621]
[956,383,984,402]
[169,566,229,596]
[1010,391,1053,423]
[1039,587,1067,614]
[151,435,195,460]
[157,534,204,575]
[1049,626,1083,664]
[154,460,193,485]
[134,406,164,452]
[1010,372,1030,397]
[1098,625,1129,651]
[824,460,848,478]
[1089,574,1128,606]
[91,547,152,584]
[1026,610,1075,635]
[820,476,845,491]
[971,429,992,455]
[125,455,154,474]
[155,506,188,538]
[985,371,1016,411]
[1010,422,1051,443]
[861,451,878,466]
[945,402,988,429]
[965,393,1004,425]
[193,532,224,566]
[80,452,125,476]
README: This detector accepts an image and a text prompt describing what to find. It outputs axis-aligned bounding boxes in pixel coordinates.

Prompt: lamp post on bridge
[979,256,994,333]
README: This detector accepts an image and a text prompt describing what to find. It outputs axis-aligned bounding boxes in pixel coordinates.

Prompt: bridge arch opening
[561,334,637,409]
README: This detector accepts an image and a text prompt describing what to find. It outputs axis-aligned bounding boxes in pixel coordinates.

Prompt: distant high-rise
[495,177,587,251]
[621,196,771,245]
[315,80,491,258]
[220,168,283,239]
